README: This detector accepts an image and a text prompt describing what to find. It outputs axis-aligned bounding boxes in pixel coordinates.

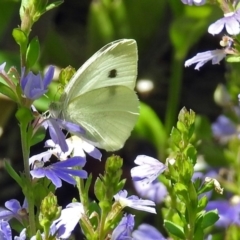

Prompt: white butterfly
[50,39,139,151]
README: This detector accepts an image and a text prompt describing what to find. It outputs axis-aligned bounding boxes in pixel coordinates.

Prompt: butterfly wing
[63,86,139,151]
[63,39,137,105]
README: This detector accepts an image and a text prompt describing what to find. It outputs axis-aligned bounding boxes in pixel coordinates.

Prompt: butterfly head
[49,102,62,119]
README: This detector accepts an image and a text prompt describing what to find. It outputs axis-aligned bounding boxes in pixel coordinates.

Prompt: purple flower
[0,199,28,223]
[114,190,156,214]
[50,202,84,239]
[43,118,87,153]
[208,10,240,35]
[45,135,102,161]
[212,115,236,141]
[185,49,226,70]
[55,118,85,136]
[0,220,12,240]
[206,199,240,227]
[181,0,205,5]
[111,214,135,240]
[132,223,166,240]
[131,155,166,184]
[21,65,54,99]
[30,157,87,188]
[42,118,68,153]
[133,180,168,204]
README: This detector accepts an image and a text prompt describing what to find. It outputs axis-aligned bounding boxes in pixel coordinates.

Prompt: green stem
[20,122,36,235]
[98,208,108,240]
[165,54,184,135]
[76,173,90,211]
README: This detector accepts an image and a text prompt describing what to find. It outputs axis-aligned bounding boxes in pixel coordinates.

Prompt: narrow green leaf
[170,127,181,147]
[0,82,17,102]
[164,220,185,239]
[94,177,104,201]
[4,161,23,188]
[45,1,64,11]
[84,173,92,195]
[26,37,40,68]
[30,126,46,147]
[226,55,240,62]
[197,196,208,212]
[201,210,219,229]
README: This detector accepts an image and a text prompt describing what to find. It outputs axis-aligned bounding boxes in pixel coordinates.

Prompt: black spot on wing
[108,69,117,78]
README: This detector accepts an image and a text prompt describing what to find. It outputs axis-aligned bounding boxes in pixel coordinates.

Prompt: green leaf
[84,173,93,196]
[30,126,46,147]
[12,28,27,50]
[15,107,33,127]
[26,37,40,68]
[185,145,197,165]
[226,55,240,62]
[201,210,219,229]
[164,220,185,239]
[116,179,126,194]
[178,158,193,183]
[33,180,52,208]
[45,1,64,11]
[170,127,181,147]
[94,177,104,202]
[0,82,17,102]
[197,195,208,212]
[4,161,23,188]
[174,183,188,203]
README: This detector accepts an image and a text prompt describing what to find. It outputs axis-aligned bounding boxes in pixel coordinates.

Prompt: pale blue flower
[0,220,12,240]
[114,190,156,214]
[131,155,166,184]
[208,10,240,35]
[30,156,87,188]
[132,223,166,240]
[50,202,84,239]
[181,0,205,5]
[21,65,54,99]
[212,115,236,140]
[185,49,226,70]
[111,214,134,240]
[0,199,28,223]
[133,180,168,204]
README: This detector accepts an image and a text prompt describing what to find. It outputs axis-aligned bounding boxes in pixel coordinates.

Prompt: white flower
[181,0,206,6]
[45,135,102,161]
